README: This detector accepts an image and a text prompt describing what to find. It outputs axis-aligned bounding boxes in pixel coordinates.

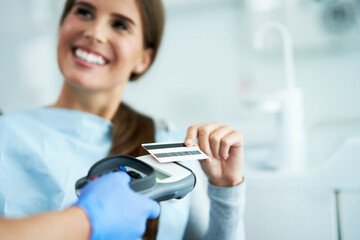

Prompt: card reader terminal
[75,155,196,202]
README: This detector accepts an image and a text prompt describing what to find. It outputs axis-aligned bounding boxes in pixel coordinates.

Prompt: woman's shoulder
[0,108,38,125]
[0,108,61,128]
[0,109,48,155]
[1,107,54,118]
[1,107,112,130]
[0,109,51,140]
[0,108,69,136]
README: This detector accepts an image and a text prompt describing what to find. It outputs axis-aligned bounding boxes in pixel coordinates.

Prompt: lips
[72,46,110,66]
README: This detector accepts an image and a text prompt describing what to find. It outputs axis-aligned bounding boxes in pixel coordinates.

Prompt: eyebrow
[73,1,96,11]
[111,13,136,27]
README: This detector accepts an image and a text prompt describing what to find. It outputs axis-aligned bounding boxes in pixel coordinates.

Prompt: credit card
[142,142,209,163]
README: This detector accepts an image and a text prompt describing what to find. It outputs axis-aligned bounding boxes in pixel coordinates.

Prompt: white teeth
[75,48,106,65]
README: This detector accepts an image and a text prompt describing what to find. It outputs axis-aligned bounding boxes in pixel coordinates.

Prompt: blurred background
[0,0,360,239]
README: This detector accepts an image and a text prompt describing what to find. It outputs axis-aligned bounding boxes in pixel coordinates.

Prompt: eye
[75,7,93,20]
[112,20,128,31]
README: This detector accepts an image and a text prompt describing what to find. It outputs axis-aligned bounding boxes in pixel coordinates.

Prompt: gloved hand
[75,172,160,240]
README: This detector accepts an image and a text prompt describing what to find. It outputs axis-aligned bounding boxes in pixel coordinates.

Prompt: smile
[73,47,108,66]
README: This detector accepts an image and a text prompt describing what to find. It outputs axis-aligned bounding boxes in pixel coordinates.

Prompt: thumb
[114,171,131,184]
[147,200,161,219]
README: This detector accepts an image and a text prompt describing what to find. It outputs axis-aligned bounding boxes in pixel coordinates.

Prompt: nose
[83,21,107,44]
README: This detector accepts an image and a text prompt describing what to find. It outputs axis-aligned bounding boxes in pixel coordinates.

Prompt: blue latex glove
[75,172,160,240]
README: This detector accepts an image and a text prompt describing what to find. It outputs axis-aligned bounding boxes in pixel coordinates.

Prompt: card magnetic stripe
[143,143,187,150]
[154,150,202,158]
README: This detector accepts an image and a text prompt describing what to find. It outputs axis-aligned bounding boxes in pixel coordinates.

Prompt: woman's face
[57,0,152,91]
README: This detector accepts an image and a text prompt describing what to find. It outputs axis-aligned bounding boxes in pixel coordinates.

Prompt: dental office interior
[0,0,359,239]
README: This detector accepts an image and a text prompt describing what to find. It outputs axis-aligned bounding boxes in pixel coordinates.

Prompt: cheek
[57,38,75,80]
[57,33,69,74]
[58,21,73,48]
[57,19,79,69]
[113,40,143,68]
[58,16,81,48]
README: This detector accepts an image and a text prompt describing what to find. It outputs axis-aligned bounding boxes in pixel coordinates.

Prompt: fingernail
[185,139,192,146]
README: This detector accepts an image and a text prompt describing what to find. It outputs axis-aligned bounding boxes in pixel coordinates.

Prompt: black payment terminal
[75,155,196,202]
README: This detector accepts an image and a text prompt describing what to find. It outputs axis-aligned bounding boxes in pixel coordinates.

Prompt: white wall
[0,0,65,112]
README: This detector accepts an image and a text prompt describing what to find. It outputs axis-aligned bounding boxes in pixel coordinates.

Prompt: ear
[133,48,154,74]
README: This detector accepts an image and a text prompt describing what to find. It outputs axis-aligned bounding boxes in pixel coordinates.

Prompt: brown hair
[60,0,165,239]
[110,103,159,239]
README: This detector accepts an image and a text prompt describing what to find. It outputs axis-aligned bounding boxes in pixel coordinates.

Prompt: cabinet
[339,192,360,240]
[244,189,337,240]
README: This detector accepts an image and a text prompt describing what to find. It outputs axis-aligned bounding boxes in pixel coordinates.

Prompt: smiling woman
[0,0,246,240]
[56,0,164,238]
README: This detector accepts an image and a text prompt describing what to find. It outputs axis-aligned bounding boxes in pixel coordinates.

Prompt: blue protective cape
[0,108,112,217]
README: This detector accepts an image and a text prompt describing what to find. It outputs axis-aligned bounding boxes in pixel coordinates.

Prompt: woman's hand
[185,122,244,187]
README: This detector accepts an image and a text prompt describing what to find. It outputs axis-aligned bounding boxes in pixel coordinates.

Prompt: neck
[51,81,126,120]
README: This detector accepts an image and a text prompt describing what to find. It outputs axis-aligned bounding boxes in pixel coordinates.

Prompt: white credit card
[142,142,209,163]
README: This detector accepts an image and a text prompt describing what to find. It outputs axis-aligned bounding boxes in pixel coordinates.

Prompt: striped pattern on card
[142,142,209,163]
